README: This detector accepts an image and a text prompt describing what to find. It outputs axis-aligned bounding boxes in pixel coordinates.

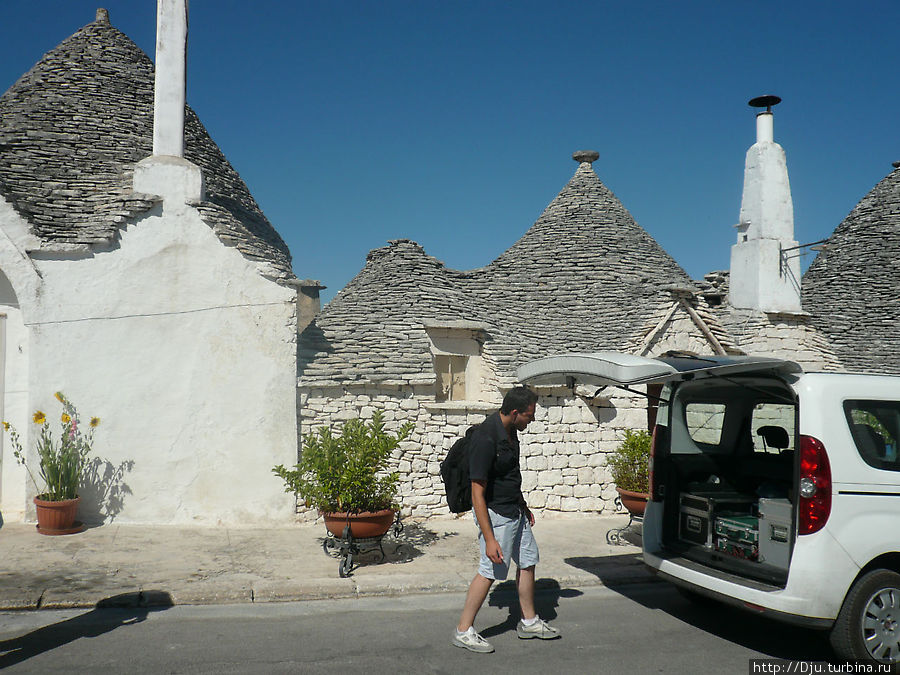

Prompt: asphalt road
[0,582,836,673]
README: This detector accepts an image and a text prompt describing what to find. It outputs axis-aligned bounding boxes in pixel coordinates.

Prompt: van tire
[829,569,900,664]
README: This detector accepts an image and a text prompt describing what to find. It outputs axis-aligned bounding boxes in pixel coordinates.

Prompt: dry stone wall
[298,387,653,519]
[715,309,842,371]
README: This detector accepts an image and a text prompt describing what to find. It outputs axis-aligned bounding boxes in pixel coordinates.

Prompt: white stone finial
[756,112,774,143]
[134,0,203,205]
[749,94,780,145]
[152,0,188,158]
[729,94,802,314]
[572,150,599,164]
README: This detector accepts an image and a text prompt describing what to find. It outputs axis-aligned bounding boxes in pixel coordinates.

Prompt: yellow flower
[33,411,46,424]
[61,413,71,423]
[54,392,64,403]
[90,417,100,428]
[2,422,8,431]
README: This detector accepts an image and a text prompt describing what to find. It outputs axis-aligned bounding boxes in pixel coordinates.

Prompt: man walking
[452,386,561,653]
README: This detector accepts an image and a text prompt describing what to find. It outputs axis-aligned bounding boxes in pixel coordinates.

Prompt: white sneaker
[452,626,495,653]
[516,617,561,640]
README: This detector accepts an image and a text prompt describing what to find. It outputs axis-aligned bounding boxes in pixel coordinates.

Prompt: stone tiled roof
[299,239,477,385]
[470,160,700,371]
[299,156,703,386]
[802,165,900,374]
[0,12,294,282]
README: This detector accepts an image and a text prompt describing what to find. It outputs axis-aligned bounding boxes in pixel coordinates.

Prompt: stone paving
[0,513,651,609]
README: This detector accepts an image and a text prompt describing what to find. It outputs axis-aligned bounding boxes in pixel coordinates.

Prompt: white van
[518,352,900,665]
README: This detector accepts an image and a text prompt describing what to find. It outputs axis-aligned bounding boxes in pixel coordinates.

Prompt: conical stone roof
[299,155,702,386]
[802,165,900,374]
[298,239,479,385]
[470,159,699,371]
[0,11,294,282]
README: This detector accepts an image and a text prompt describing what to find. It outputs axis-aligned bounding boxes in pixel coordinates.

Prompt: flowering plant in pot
[273,410,413,538]
[607,428,651,516]
[5,392,100,534]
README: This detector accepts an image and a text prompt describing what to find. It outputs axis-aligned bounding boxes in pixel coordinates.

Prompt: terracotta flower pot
[34,496,85,535]
[615,487,649,517]
[322,509,395,539]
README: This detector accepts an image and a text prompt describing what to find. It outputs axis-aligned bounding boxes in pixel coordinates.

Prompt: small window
[844,400,900,471]
[647,383,664,432]
[425,323,486,403]
[685,402,726,446]
[751,403,795,454]
[434,354,467,402]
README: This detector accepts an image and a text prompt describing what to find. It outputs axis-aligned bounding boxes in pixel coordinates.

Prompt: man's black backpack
[440,424,479,513]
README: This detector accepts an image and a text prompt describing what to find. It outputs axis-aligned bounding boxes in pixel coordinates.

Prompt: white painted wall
[0,302,30,522]
[0,196,39,522]
[0,199,299,525]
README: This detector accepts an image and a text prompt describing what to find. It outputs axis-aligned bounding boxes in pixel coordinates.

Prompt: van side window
[751,403,795,455]
[844,401,900,471]
[685,402,726,446]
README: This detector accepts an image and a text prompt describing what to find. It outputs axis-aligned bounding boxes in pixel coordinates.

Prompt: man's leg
[513,520,560,640]
[516,565,537,620]
[458,573,494,631]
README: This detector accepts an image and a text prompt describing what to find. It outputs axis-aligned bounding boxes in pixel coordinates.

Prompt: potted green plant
[5,392,101,534]
[273,411,413,538]
[607,428,652,516]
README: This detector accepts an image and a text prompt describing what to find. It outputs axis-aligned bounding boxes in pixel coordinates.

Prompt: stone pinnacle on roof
[96,8,110,24]
[572,150,599,164]
[0,11,296,282]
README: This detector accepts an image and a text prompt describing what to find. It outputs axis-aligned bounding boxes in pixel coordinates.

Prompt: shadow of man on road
[481,577,582,638]
[0,591,173,668]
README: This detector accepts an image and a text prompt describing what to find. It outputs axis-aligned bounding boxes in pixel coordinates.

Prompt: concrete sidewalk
[0,513,651,610]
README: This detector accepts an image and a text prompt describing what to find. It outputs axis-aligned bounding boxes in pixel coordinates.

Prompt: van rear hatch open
[517,351,802,388]
[518,352,803,587]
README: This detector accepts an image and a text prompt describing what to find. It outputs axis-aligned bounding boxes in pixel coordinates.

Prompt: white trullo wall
[0,195,299,525]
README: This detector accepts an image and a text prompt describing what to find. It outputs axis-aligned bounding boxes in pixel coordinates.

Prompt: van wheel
[830,569,900,664]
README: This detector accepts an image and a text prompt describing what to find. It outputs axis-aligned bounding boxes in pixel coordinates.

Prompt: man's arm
[472,480,503,564]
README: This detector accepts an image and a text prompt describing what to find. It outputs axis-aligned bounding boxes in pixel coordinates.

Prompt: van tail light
[798,435,832,535]
[649,424,663,501]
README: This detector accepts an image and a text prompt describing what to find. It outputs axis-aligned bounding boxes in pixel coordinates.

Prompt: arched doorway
[0,267,29,520]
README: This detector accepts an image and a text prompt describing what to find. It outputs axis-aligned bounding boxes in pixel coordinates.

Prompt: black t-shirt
[468,411,523,519]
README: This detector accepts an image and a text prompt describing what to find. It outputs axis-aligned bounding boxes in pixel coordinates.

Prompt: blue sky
[2,1,897,303]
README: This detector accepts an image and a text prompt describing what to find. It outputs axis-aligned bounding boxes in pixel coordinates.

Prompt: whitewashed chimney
[133,0,204,206]
[729,95,802,313]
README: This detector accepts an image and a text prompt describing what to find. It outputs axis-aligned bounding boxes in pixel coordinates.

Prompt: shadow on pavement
[564,552,648,585]
[567,556,834,662]
[319,522,459,569]
[481,578,583,638]
[0,591,173,668]
[384,522,459,564]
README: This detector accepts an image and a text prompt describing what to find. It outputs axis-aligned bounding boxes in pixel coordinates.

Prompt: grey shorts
[475,508,540,581]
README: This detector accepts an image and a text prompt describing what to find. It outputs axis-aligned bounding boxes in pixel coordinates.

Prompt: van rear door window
[751,403,795,454]
[685,402,726,446]
[844,400,900,471]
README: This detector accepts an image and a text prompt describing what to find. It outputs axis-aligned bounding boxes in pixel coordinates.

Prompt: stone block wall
[718,309,842,372]
[298,385,653,519]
